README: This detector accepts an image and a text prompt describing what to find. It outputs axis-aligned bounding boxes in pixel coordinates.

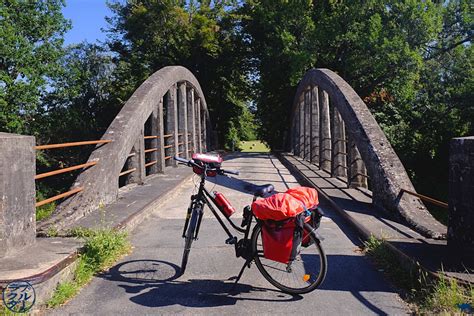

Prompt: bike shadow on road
[99,259,303,308]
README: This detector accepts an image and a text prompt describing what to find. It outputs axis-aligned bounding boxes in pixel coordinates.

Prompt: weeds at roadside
[0,306,22,316]
[46,226,59,237]
[36,201,56,222]
[363,235,473,314]
[46,229,131,308]
[66,227,95,238]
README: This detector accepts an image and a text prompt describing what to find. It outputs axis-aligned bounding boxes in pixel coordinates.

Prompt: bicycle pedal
[225,237,237,245]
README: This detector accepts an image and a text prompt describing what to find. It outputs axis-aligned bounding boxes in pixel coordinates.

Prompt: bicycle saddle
[252,184,275,197]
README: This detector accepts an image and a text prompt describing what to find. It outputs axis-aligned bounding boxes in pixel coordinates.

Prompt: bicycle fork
[182,195,204,240]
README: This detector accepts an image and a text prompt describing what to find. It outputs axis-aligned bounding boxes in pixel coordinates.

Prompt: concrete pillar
[178,83,189,158]
[304,90,311,160]
[0,133,36,258]
[448,136,474,262]
[299,95,305,158]
[147,107,160,175]
[294,108,300,156]
[290,116,294,154]
[310,86,320,165]
[292,114,296,155]
[319,90,331,172]
[187,87,196,155]
[157,98,165,173]
[166,85,178,166]
[129,129,146,184]
[196,98,202,153]
[202,113,208,152]
[331,105,347,178]
[347,135,368,188]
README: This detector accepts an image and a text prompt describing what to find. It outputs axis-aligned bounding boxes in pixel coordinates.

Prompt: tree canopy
[0,0,70,134]
[0,0,472,209]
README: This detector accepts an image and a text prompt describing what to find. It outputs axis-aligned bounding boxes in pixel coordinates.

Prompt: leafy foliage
[0,0,471,212]
[106,0,256,148]
[240,0,472,200]
[0,0,70,134]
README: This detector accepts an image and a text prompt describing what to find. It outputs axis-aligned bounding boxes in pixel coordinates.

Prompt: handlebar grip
[174,156,189,164]
[223,169,239,176]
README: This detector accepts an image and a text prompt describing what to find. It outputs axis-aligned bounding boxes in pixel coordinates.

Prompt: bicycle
[174,154,327,294]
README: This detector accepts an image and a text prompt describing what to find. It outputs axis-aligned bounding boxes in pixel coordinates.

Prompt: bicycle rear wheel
[252,223,327,294]
[180,208,199,275]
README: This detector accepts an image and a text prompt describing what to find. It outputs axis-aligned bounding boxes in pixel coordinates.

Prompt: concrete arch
[290,68,446,239]
[39,66,212,231]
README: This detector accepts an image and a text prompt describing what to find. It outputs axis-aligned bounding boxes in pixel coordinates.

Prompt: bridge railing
[35,66,213,234]
[35,140,111,208]
[289,68,446,239]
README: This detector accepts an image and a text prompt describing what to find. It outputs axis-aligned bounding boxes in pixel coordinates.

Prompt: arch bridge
[0,66,448,258]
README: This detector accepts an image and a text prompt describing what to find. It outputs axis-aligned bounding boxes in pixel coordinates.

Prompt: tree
[0,0,70,134]
[241,0,471,211]
[34,43,117,194]
[106,0,255,148]
[240,0,317,148]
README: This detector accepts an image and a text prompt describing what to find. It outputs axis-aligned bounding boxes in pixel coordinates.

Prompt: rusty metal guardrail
[400,188,448,209]
[35,139,111,207]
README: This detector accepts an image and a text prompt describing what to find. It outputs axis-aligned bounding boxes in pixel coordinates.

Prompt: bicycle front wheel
[252,223,327,294]
[180,208,199,275]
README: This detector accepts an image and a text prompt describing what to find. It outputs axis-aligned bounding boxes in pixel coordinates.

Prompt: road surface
[51,153,409,315]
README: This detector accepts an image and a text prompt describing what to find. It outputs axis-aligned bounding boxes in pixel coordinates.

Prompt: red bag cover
[252,193,305,221]
[286,187,319,209]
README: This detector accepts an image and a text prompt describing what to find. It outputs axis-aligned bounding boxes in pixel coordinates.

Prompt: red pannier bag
[252,192,309,263]
[261,216,312,263]
[261,219,295,264]
[252,187,322,263]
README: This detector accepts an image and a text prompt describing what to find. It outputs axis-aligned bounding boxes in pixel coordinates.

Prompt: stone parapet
[0,132,36,258]
[448,136,474,265]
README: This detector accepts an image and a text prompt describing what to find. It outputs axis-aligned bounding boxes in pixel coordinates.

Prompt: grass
[36,201,56,222]
[364,235,473,314]
[239,140,270,153]
[1,306,24,316]
[46,229,131,308]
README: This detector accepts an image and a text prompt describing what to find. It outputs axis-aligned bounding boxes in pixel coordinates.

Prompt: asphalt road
[51,153,409,315]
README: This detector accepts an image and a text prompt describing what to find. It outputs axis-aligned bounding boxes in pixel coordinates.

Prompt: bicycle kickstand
[231,258,252,291]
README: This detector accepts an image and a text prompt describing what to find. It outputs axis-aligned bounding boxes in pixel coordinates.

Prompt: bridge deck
[280,153,473,284]
[52,152,408,315]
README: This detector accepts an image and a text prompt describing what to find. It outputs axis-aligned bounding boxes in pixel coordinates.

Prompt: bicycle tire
[180,208,199,275]
[251,223,327,294]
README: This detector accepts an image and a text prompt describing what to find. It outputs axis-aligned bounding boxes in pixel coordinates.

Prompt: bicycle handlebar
[221,169,239,176]
[174,156,189,164]
[173,156,239,176]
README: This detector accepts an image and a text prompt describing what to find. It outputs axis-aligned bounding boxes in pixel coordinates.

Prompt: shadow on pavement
[319,254,399,316]
[100,253,399,314]
[100,259,303,308]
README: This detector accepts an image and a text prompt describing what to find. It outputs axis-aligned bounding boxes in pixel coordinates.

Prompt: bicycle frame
[182,167,254,248]
[178,157,327,292]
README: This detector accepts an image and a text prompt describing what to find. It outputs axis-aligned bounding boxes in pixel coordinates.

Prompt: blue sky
[62,0,113,45]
